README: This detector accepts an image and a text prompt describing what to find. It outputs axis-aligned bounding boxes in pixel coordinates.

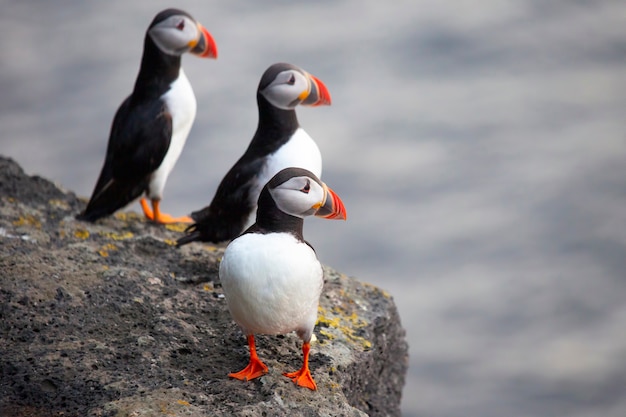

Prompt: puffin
[219,167,347,390]
[176,62,331,245]
[77,8,218,224]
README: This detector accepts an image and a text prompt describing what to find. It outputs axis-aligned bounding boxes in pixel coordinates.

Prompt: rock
[0,156,408,417]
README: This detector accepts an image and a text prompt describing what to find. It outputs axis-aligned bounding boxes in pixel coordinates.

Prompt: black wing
[176,152,265,245]
[77,97,172,222]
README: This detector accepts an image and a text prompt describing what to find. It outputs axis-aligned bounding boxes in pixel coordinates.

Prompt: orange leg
[140,198,154,218]
[140,198,192,224]
[283,342,317,390]
[229,335,269,381]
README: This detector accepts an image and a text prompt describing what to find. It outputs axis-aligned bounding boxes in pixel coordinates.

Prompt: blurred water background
[2,1,626,416]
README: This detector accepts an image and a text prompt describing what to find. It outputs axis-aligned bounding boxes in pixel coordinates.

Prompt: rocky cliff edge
[0,156,408,417]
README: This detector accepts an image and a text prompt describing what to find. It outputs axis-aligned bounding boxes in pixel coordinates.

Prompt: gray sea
[2,1,626,416]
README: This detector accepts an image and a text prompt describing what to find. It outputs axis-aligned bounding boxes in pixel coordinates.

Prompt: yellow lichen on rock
[99,231,134,241]
[98,243,117,257]
[113,212,143,222]
[316,305,372,350]
[327,381,341,390]
[74,229,90,239]
[164,223,188,233]
[317,307,341,328]
[319,329,336,340]
[363,281,392,299]
[48,199,70,210]
[12,214,41,229]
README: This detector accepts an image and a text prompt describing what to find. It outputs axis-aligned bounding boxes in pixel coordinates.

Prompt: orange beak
[301,73,332,106]
[190,23,218,59]
[315,185,347,220]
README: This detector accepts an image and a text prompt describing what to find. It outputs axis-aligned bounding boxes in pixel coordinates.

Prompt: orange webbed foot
[229,335,269,381]
[140,198,192,224]
[229,357,269,381]
[283,342,317,390]
[152,212,193,224]
[283,368,317,390]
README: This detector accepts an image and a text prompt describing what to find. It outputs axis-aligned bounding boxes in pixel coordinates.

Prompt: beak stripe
[298,89,310,101]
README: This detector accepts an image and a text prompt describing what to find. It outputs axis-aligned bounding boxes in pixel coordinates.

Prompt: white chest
[148,69,197,198]
[219,233,323,337]
[245,128,322,225]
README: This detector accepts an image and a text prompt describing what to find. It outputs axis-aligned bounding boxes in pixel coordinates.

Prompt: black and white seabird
[219,167,347,390]
[77,8,218,224]
[176,62,331,245]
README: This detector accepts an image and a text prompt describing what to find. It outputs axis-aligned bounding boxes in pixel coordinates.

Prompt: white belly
[244,128,322,226]
[148,69,197,199]
[219,232,323,340]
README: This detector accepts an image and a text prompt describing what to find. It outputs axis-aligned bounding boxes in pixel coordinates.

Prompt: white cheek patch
[148,17,198,55]
[261,71,309,110]
[263,85,294,110]
[269,179,325,218]
[269,187,303,217]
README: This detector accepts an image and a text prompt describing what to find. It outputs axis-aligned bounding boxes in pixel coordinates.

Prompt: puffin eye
[301,180,311,194]
[176,19,185,30]
[287,74,296,85]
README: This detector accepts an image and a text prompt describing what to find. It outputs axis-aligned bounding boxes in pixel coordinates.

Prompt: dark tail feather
[176,228,202,247]
[76,199,126,222]
[76,210,107,223]
[190,205,211,222]
[176,217,246,246]
[76,179,145,223]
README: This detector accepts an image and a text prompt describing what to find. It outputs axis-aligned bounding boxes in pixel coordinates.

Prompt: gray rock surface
[0,156,408,417]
